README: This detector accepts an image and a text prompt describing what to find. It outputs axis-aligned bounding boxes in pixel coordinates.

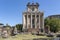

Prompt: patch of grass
[0,34,48,40]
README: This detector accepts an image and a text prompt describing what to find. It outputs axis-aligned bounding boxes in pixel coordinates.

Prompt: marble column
[39,13,40,29]
[27,13,28,29]
[31,13,32,28]
[23,15,25,29]
[42,14,44,33]
[35,13,36,29]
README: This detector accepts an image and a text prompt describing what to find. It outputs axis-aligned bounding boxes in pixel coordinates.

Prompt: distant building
[47,15,60,19]
[22,2,44,33]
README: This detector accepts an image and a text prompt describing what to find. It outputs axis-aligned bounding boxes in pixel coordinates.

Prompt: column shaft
[23,14,25,29]
[39,13,40,29]
[35,13,36,29]
[31,13,32,28]
[27,13,28,29]
[42,15,44,33]
[23,15,24,29]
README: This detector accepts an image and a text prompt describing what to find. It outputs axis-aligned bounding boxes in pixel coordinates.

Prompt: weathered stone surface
[2,30,8,38]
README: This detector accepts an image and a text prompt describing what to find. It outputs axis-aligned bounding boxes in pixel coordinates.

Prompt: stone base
[28,28,39,32]
[23,28,44,34]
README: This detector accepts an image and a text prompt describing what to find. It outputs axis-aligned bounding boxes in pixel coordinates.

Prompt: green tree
[16,24,23,32]
[44,18,60,33]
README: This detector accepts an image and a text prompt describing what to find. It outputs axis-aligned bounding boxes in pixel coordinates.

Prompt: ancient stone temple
[23,2,44,33]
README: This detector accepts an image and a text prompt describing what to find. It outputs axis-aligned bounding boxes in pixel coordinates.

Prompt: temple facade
[22,2,44,33]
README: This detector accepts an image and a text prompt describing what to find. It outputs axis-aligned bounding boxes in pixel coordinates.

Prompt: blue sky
[0,0,60,26]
